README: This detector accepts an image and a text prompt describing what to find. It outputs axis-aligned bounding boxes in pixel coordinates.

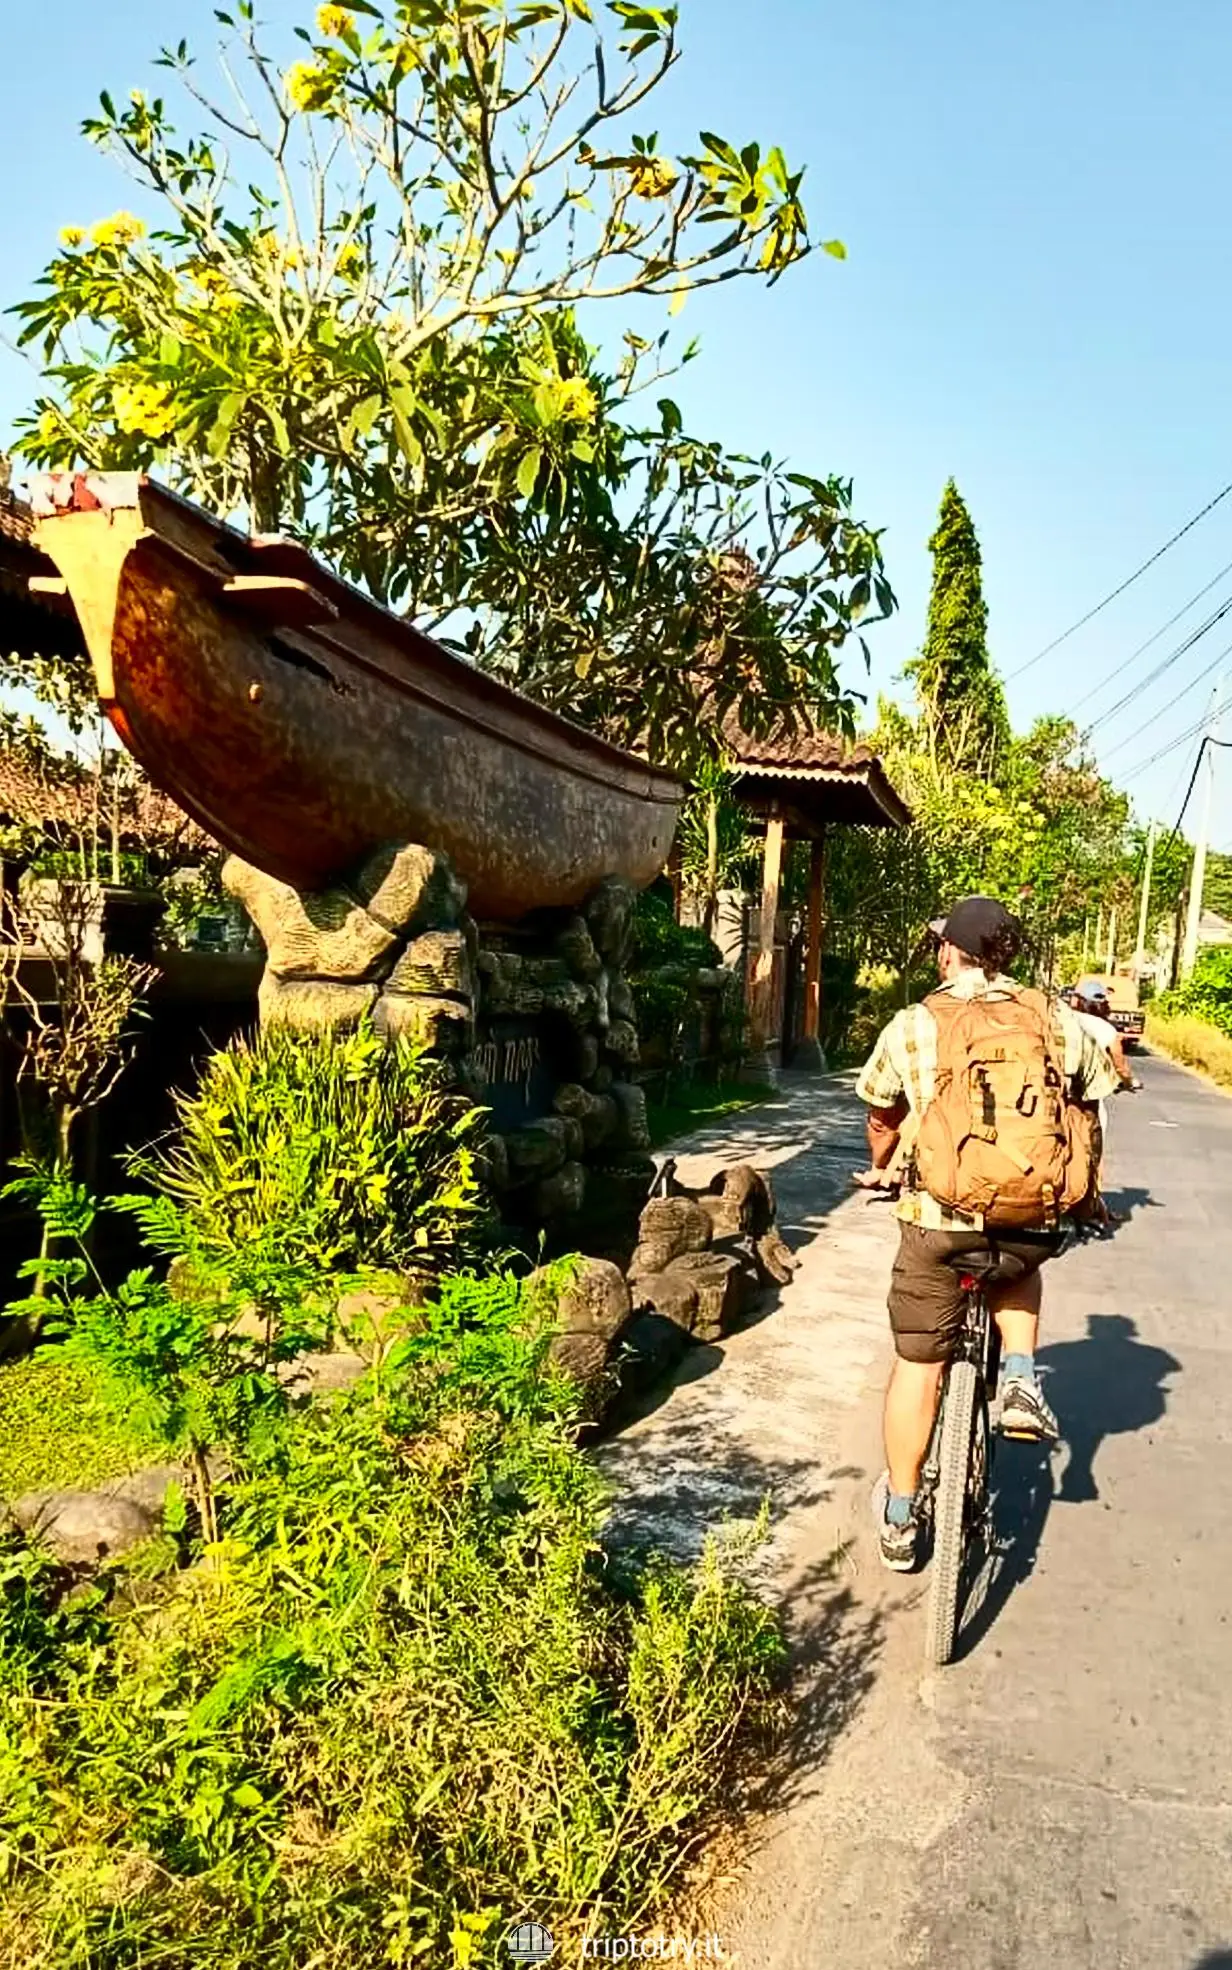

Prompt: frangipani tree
[14,0,893,770]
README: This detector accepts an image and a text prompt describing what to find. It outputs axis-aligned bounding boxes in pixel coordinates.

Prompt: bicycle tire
[925,1359,979,1668]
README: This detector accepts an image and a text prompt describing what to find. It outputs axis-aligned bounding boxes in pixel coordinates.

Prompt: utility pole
[1181,684,1223,980]
[1094,906,1105,975]
[1081,914,1091,972]
[1105,907,1118,975]
[1134,821,1157,976]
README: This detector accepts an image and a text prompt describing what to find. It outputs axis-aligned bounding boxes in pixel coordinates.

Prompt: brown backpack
[913,986,1099,1229]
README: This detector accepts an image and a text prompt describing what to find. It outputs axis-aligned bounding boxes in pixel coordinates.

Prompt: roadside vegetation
[1148,951,1232,1090]
[0,1022,784,1965]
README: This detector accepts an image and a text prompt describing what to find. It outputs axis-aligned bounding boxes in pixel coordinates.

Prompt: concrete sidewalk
[595,1071,897,1591]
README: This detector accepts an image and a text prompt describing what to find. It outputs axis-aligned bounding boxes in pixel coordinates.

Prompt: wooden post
[749,812,785,1063]
[799,830,827,1070]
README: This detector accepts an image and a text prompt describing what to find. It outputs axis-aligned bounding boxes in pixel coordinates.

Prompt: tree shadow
[1189,1956,1232,1968]
[956,1312,1181,1658]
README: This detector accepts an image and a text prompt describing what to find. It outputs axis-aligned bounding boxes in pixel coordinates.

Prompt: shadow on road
[1042,1312,1181,1505]
[956,1313,1181,1659]
[1189,1956,1232,1968]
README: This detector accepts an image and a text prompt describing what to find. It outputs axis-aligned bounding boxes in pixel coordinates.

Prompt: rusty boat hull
[29,474,682,921]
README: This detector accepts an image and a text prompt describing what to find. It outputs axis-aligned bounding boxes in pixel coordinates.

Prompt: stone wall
[223,844,658,1256]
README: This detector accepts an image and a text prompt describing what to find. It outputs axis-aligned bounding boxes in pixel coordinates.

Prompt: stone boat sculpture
[27,473,682,920]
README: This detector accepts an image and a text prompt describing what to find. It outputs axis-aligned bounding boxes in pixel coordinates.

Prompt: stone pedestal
[224,847,656,1251]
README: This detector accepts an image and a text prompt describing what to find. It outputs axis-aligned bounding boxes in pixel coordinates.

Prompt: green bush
[1154,947,1232,1038]
[0,1359,783,1966]
[148,1020,492,1279]
[630,891,721,972]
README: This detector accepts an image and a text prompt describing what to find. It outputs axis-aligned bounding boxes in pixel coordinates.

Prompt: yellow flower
[58,226,86,249]
[336,241,364,279]
[316,3,352,35]
[89,211,146,248]
[112,379,177,441]
[286,61,336,112]
[557,377,598,423]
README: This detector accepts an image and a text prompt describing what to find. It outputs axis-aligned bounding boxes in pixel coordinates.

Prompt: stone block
[586,877,637,969]
[535,1159,587,1222]
[665,1251,747,1342]
[224,858,394,983]
[605,1018,640,1065]
[556,917,603,982]
[505,1117,570,1181]
[373,991,473,1052]
[259,973,378,1031]
[707,1163,778,1238]
[608,972,635,1023]
[632,1194,713,1275]
[353,842,466,935]
[611,1080,651,1151]
[386,928,476,1002]
[755,1229,798,1287]
[547,1329,611,1417]
[554,1082,618,1151]
[630,1267,699,1333]
[539,1256,630,1342]
[9,1487,161,1566]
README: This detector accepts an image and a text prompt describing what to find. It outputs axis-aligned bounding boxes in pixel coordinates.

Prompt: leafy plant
[147,1019,493,1279]
[0,1360,782,1965]
[0,1346,166,1500]
[1154,946,1232,1037]
[388,1261,582,1423]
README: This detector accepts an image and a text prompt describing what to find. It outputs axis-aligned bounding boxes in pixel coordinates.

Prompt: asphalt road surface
[724,1051,1232,1970]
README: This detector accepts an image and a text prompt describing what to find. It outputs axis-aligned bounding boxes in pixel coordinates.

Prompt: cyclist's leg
[990,1244,1061,1439]
[883,1226,977,1496]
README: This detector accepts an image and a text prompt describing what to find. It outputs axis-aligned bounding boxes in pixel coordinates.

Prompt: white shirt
[1075,1009,1119,1056]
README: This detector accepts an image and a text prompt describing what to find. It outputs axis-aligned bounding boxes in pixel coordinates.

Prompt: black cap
[929,896,1022,962]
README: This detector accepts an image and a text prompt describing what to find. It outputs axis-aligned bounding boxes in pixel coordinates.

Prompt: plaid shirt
[855,971,1120,1229]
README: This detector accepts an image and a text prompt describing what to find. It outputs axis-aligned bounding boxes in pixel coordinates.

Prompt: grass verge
[1145,1012,1232,1092]
[646,1078,776,1148]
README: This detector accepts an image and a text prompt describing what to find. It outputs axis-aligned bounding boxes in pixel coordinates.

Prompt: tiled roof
[0,746,211,853]
[720,713,911,830]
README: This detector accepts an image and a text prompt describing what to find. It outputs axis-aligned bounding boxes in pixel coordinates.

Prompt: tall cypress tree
[909,479,1009,773]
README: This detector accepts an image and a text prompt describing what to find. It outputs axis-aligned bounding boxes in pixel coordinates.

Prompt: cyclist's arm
[866,1096,909,1169]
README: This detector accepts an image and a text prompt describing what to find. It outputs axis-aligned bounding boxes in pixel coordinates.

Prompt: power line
[1008,479,1232,682]
[1164,733,1232,851]
[1118,691,1232,785]
[1082,594,1232,737]
[1098,636,1232,763]
[1072,562,1232,723]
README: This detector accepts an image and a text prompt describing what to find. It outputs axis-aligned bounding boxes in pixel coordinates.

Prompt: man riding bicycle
[854,896,1120,1572]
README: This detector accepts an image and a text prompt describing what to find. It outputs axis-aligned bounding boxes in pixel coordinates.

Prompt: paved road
[719,1051,1232,1970]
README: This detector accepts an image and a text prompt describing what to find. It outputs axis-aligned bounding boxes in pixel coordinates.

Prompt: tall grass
[1146,1012,1232,1092]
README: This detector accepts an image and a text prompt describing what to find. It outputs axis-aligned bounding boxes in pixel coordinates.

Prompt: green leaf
[821,239,847,260]
[158,332,181,367]
[232,1783,265,1810]
[516,447,543,498]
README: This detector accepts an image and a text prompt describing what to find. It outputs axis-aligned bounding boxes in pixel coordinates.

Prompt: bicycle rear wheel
[925,1359,979,1667]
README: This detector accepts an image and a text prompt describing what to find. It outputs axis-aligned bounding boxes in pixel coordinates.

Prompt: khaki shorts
[888,1223,1064,1365]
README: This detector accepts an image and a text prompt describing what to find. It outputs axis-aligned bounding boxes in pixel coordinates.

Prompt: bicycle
[917,1252,1004,1667]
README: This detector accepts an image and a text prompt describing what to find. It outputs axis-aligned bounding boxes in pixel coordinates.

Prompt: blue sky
[4,0,1232,847]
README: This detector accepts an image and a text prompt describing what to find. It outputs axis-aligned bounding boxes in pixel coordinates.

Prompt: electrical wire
[1008,479,1232,681]
[1118,691,1232,785]
[1096,639,1232,764]
[1080,591,1232,736]
[1070,557,1232,719]
[1163,734,1232,850]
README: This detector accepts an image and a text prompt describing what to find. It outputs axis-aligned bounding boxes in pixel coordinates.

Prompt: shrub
[147,1020,492,1279]
[1154,948,1232,1038]
[0,1361,783,1966]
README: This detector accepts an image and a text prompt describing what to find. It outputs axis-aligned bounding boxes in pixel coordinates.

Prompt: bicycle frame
[920,1273,999,1540]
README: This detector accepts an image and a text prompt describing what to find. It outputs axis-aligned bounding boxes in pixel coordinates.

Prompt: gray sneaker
[872,1471,918,1573]
[998,1376,1059,1442]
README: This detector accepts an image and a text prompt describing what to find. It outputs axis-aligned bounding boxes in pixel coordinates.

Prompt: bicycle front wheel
[925,1358,980,1668]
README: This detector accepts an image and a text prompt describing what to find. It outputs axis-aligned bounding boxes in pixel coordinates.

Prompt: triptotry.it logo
[505,1922,555,1966]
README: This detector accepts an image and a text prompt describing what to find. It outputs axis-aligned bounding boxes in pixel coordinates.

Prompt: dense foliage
[905,479,1008,773]
[1154,947,1232,1037]
[147,1019,492,1281]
